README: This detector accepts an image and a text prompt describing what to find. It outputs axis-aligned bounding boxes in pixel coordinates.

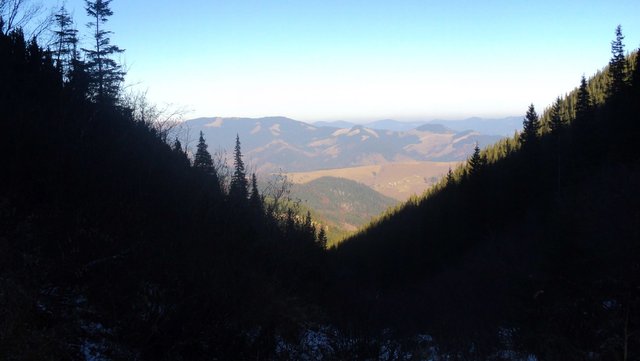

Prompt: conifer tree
[519,104,539,146]
[467,143,485,177]
[576,75,592,121]
[51,6,78,77]
[317,227,328,250]
[82,0,125,102]
[549,97,565,133]
[194,131,214,174]
[633,47,640,92]
[229,134,249,201]
[302,210,316,243]
[446,167,454,184]
[249,173,263,212]
[173,138,190,167]
[608,25,627,97]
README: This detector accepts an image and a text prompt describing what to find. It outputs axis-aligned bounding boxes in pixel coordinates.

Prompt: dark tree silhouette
[608,25,627,97]
[446,167,454,184]
[633,47,640,93]
[229,134,249,202]
[317,227,328,250]
[51,6,78,77]
[576,75,592,120]
[549,97,565,132]
[519,104,539,146]
[249,173,263,213]
[467,143,485,177]
[82,0,124,102]
[193,131,214,174]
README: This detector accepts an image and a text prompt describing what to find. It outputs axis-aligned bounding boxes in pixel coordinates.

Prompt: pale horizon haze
[59,0,640,123]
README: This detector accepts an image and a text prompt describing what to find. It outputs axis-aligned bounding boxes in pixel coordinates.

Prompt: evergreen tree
[467,143,485,178]
[229,134,249,201]
[82,0,125,102]
[576,75,592,121]
[51,6,78,78]
[317,227,328,250]
[193,131,214,173]
[519,104,539,146]
[172,138,190,167]
[303,211,316,243]
[249,173,263,212]
[446,167,454,184]
[549,97,565,133]
[633,47,640,92]
[608,25,627,97]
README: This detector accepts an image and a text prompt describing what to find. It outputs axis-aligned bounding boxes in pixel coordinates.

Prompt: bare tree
[212,147,231,193]
[0,0,52,39]
[122,90,188,143]
[263,171,298,218]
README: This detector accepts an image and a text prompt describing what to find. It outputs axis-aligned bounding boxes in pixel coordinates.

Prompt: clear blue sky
[60,0,640,122]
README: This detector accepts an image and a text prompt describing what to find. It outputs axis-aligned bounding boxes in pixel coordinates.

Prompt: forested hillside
[2,2,640,360]
[0,13,327,359]
[329,27,640,359]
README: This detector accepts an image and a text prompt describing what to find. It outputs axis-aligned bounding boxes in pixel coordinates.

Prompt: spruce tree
[249,173,263,212]
[229,134,249,201]
[519,104,539,146]
[467,143,485,177]
[633,47,640,92]
[51,6,78,78]
[446,167,454,184]
[172,138,190,166]
[303,211,316,243]
[317,227,328,250]
[82,0,125,102]
[193,131,214,173]
[549,97,565,133]
[608,25,627,97]
[576,75,592,121]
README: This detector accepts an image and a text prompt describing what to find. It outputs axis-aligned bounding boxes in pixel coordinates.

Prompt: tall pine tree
[633,47,640,93]
[83,0,125,103]
[519,103,539,146]
[229,134,249,202]
[446,167,454,184]
[576,75,592,121]
[608,25,627,97]
[549,97,565,133]
[317,227,328,250]
[249,173,263,213]
[194,131,213,172]
[51,6,78,78]
[467,143,485,178]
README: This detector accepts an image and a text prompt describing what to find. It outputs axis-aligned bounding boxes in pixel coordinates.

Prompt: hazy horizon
[60,0,640,120]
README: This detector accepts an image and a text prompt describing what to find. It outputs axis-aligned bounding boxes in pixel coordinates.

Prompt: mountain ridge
[184,116,503,173]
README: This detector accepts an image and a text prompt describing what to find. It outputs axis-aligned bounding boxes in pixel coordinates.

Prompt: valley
[287,160,459,201]
[184,117,490,242]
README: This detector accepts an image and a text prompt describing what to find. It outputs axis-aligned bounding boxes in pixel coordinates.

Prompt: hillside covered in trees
[2,1,640,360]
[1,2,327,359]
[330,26,640,360]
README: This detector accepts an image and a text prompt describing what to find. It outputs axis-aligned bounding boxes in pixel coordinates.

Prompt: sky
[58,0,640,122]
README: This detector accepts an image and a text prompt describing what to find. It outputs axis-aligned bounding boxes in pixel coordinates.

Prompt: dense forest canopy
[1,2,640,360]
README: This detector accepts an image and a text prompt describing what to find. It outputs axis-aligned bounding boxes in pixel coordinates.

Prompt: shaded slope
[0,30,325,360]
[328,52,640,359]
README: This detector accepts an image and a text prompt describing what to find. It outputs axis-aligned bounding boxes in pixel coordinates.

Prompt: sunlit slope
[287,161,460,201]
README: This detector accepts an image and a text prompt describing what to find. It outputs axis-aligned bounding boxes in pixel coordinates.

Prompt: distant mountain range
[313,116,523,136]
[183,116,504,173]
